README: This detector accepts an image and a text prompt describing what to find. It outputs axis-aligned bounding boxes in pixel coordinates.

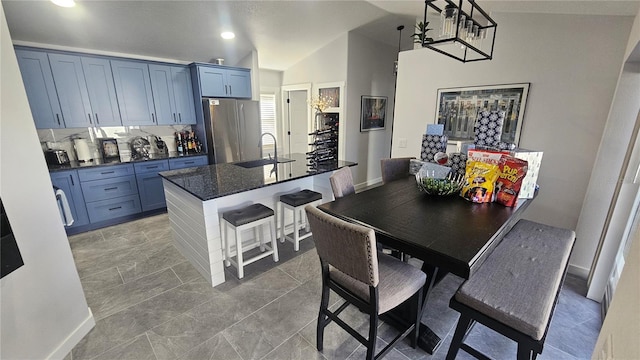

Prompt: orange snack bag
[494,156,528,207]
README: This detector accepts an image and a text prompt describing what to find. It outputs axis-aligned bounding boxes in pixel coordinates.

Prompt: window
[260,94,276,146]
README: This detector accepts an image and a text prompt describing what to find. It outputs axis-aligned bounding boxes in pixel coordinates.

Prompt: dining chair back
[305,205,426,360]
[329,166,355,198]
[380,157,414,184]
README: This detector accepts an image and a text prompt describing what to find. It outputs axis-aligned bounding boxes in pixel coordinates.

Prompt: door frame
[281,83,312,157]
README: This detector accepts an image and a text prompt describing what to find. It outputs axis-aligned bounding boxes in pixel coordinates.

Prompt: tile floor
[65,213,602,360]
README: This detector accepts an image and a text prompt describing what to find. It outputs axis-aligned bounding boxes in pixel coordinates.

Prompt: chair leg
[256,227,265,252]
[292,207,300,251]
[446,313,474,360]
[280,203,286,243]
[366,311,378,360]
[223,222,231,267]
[317,277,330,352]
[517,344,534,360]
[269,220,279,262]
[235,227,244,279]
[411,288,424,348]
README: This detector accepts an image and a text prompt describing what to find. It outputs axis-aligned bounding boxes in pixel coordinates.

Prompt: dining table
[317,175,535,353]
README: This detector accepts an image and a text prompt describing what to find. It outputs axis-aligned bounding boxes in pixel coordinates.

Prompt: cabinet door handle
[88,113,92,124]
[185,161,194,165]
[229,86,232,95]
[108,206,122,211]
[104,187,118,191]
[95,113,100,124]
[173,113,176,123]
[178,113,182,123]
[147,166,158,169]
[225,85,228,94]
[101,171,115,175]
[69,174,74,186]
[56,114,61,126]
[151,113,156,123]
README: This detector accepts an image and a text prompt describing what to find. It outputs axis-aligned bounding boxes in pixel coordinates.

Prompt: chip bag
[461,160,500,203]
[494,156,528,207]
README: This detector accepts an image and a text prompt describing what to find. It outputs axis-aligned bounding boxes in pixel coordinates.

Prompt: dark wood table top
[318,176,533,279]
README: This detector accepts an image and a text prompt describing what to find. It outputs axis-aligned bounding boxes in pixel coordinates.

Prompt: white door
[284,90,309,157]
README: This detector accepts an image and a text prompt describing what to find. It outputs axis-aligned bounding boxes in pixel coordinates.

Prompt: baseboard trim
[568,263,590,279]
[355,178,382,191]
[47,308,95,359]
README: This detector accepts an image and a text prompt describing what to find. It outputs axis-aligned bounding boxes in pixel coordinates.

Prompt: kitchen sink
[234,157,295,168]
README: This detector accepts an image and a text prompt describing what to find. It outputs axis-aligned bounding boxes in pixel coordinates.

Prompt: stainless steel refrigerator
[202,98,262,164]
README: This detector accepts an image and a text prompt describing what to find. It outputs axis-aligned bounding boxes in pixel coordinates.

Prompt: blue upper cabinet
[197,65,251,99]
[48,53,94,128]
[81,56,122,126]
[171,66,196,124]
[149,64,197,125]
[149,64,176,125]
[111,60,156,126]
[226,69,252,99]
[15,49,65,129]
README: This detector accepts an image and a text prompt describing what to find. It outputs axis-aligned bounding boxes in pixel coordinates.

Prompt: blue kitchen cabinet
[149,64,176,125]
[15,49,65,129]
[50,170,90,229]
[197,65,251,99]
[134,160,169,211]
[80,175,139,203]
[148,64,197,125]
[81,56,122,126]
[85,195,142,223]
[171,66,197,124]
[168,155,208,170]
[111,60,156,126]
[225,69,252,98]
[78,163,135,182]
[48,53,94,128]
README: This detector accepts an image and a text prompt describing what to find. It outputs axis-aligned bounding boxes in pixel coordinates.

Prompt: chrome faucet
[259,132,277,163]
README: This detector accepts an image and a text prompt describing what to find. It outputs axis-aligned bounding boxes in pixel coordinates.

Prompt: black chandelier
[419,0,497,62]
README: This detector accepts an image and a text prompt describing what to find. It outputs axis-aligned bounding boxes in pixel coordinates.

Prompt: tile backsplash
[38,124,193,162]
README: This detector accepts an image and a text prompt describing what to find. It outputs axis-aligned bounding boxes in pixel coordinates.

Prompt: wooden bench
[445,219,576,360]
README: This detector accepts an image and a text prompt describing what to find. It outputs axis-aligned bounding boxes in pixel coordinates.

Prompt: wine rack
[307,113,338,169]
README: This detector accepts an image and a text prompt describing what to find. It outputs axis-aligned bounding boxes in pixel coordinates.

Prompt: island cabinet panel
[50,170,90,229]
[15,49,64,129]
[111,60,156,126]
[80,56,122,126]
[48,53,94,128]
[134,159,170,211]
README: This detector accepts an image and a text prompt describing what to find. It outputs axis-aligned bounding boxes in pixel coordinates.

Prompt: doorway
[281,84,311,158]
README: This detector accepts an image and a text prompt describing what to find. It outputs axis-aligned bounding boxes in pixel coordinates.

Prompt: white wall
[393,12,633,276]
[346,31,397,185]
[0,5,94,359]
[282,34,348,86]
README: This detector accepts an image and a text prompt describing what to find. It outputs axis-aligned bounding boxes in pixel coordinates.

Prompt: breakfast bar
[159,153,356,287]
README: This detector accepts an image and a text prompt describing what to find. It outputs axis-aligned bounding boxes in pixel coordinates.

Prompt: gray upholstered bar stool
[279,189,323,251]
[221,203,278,279]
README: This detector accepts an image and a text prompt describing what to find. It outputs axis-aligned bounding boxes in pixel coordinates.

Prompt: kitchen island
[159,153,356,286]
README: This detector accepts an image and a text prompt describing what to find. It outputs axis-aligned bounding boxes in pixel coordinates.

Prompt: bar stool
[221,203,278,279]
[279,189,322,251]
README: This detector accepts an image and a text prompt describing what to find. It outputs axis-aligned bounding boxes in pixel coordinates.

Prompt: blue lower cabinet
[50,170,90,229]
[136,172,166,211]
[168,155,208,170]
[85,194,142,223]
[80,175,139,202]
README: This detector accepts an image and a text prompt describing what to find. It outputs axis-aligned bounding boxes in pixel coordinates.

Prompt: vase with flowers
[308,95,333,130]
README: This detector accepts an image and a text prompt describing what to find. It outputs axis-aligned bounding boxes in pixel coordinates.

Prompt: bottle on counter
[176,132,184,155]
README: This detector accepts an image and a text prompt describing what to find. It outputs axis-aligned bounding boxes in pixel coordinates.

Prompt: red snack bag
[495,156,528,207]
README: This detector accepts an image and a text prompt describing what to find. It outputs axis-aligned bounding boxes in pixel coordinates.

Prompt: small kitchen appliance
[74,138,93,162]
[130,136,151,160]
[155,136,168,156]
[44,149,70,166]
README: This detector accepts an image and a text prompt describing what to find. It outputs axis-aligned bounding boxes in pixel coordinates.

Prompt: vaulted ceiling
[3,1,638,71]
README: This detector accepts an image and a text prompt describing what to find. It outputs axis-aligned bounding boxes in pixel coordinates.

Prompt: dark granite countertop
[158,153,356,201]
[47,152,207,172]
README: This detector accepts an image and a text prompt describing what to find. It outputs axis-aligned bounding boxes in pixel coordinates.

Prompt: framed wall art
[435,83,530,145]
[360,95,387,132]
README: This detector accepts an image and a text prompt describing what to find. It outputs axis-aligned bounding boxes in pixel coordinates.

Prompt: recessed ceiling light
[51,0,76,7]
[221,32,236,40]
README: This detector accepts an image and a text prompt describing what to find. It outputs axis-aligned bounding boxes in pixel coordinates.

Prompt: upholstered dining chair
[329,166,355,198]
[380,157,414,184]
[305,205,427,360]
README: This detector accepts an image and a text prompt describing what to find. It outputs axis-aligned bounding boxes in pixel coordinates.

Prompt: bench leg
[517,344,535,360]
[446,313,474,360]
